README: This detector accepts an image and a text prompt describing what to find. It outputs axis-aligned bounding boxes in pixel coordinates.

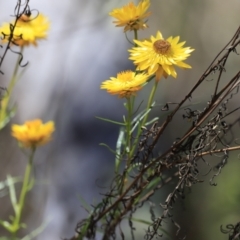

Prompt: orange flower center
[19,14,31,22]
[153,39,171,54]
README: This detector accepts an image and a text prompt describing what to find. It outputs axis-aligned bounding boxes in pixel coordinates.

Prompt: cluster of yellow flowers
[101,0,194,98]
[0,1,194,145]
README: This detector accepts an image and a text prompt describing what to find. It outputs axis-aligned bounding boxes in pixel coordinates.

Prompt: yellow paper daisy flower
[12,119,55,148]
[129,31,194,81]
[109,0,151,32]
[101,70,149,98]
[0,13,50,46]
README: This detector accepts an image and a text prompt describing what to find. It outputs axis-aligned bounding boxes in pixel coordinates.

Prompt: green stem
[116,97,133,195]
[130,80,159,156]
[0,47,23,124]
[126,97,133,163]
[12,147,36,235]
[133,29,138,45]
[142,80,159,126]
[9,47,23,93]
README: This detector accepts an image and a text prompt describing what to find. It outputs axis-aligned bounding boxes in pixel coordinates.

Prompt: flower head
[109,0,151,32]
[0,13,50,46]
[129,31,194,81]
[101,70,149,98]
[12,119,55,148]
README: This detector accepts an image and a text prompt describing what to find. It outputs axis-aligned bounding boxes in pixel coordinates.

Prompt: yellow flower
[109,0,151,32]
[129,31,194,81]
[12,119,55,148]
[101,70,149,98]
[0,13,50,46]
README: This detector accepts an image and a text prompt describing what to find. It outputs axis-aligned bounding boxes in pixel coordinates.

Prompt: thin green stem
[134,29,138,44]
[0,47,23,126]
[9,47,23,93]
[11,233,16,240]
[130,80,159,156]
[116,97,133,196]
[142,80,158,126]
[115,97,135,194]
[126,97,133,163]
[12,147,36,235]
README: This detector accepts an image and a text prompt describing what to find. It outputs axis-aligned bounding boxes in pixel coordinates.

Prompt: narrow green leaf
[129,217,172,238]
[99,143,118,156]
[131,102,156,133]
[6,175,18,214]
[95,116,124,126]
[145,117,159,126]
[115,127,125,173]
[0,219,14,232]
[21,219,49,240]
[0,106,16,130]
[77,194,92,213]
[146,177,161,190]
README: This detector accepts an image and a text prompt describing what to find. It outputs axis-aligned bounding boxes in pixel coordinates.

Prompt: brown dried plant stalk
[67,26,240,240]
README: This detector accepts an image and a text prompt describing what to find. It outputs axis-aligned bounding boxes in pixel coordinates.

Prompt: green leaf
[146,177,161,190]
[21,220,49,240]
[129,217,172,239]
[6,175,18,214]
[77,194,92,213]
[99,143,118,155]
[0,105,16,130]
[131,102,156,133]
[115,127,125,173]
[0,218,14,232]
[0,177,21,198]
[95,116,125,126]
[145,117,159,126]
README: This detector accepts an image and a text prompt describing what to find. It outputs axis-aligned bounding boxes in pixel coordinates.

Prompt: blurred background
[0,0,240,239]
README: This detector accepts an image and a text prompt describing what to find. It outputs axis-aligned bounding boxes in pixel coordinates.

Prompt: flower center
[117,71,133,82]
[19,14,31,22]
[153,40,171,54]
